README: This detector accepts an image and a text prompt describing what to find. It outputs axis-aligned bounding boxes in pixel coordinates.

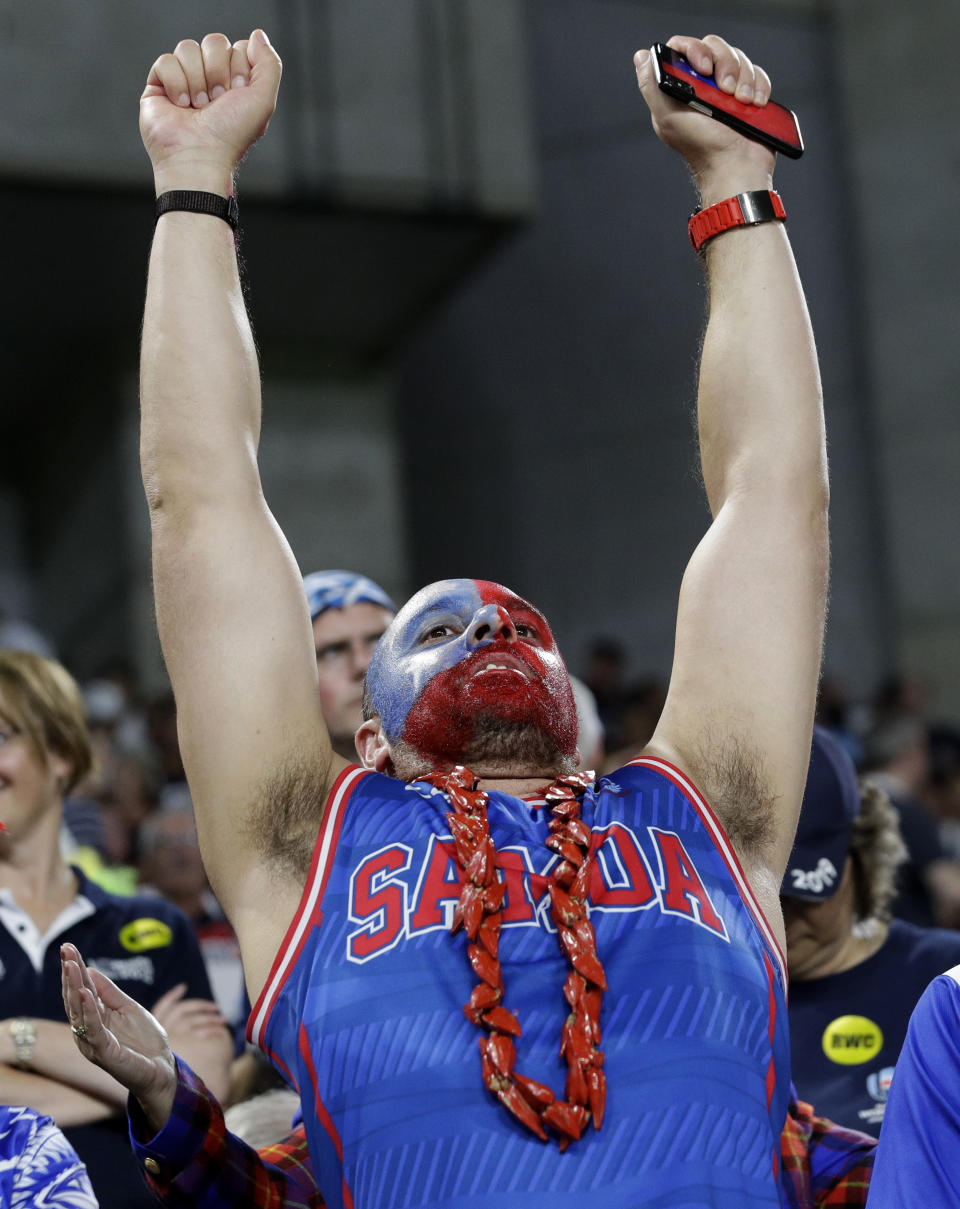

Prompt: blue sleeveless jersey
[248,757,790,1209]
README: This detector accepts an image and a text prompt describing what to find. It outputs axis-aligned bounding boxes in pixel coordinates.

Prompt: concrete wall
[830,0,960,714]
[399,0,892,698]
[2,0,959,721]
[0,0,533,689]
[0,0,534,213]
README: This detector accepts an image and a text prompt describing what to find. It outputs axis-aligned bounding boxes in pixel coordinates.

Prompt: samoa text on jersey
[248,758,790,1209]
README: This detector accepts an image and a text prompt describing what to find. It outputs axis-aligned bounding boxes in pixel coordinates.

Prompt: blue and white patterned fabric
[0,1105,98,1208]
[302,572,395,621]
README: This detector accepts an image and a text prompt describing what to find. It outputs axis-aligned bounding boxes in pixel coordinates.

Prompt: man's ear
[355,718,392,773]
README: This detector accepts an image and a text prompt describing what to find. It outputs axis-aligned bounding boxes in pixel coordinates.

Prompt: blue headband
[302,570,396,621]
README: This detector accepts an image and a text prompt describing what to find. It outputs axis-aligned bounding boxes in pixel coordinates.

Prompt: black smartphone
[652,43,804,159]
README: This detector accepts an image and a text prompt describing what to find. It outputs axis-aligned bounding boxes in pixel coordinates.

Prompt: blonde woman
[0,649,231,1209]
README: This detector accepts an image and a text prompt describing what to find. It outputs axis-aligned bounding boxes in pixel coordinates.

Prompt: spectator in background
[65,671,160,890]
[924,723,960,862]
[0,648,232,1209]
[861,716,960,928]
[582,638,627,751]
[602,677,667,772]
[0,1103,98,1208]
[872,673,929,726]
[137,794,246,1044]
[814,675,864,766]
[568,675,605,772]
[302,570,396,761]
[782,726,960,1134]
[145,692,187,798]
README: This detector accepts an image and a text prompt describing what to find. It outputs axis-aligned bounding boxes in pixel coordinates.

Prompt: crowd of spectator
[3,605,960,1207]
[10,617,960,1038]
[59,670,248,1042]
[586,639,960,931]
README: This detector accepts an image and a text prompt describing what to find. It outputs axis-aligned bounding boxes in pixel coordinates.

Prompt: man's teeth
[475,664,526,677]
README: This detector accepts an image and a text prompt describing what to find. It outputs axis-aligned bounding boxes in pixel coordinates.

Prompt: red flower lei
[416,765,607,1149]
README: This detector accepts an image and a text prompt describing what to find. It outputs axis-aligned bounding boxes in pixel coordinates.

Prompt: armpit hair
[694,728,777,861]
[242,751,332,884]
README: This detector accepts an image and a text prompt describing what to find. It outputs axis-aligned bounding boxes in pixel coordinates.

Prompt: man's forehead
[394,579,549,628]
[475,580,550,625]
[312,600,395,642]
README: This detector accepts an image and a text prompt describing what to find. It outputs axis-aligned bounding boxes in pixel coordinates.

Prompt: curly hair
[849,779,908,923]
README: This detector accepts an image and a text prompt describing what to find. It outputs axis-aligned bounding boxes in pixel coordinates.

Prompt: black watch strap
[155,190,239,230]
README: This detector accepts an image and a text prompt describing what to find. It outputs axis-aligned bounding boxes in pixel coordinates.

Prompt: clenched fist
[140,29,282,193]
[634,35,775,204]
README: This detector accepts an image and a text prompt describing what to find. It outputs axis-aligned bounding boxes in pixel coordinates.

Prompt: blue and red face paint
[365,578,577,765]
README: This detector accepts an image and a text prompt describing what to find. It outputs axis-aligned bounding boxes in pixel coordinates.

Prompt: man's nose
[466,604,516,647]
[348,645,373,679]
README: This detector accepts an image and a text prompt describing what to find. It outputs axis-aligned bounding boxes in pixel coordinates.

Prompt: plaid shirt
[130,1062,874,1208]
[780,1096,876,1208]
[128,1059,321,1209]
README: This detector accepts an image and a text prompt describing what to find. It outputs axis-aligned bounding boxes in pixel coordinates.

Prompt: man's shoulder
[903,963,960,1057]
[925,963,960,1013]
[602,755,686,787]
[320,765,415,818]
[601,755,729,823]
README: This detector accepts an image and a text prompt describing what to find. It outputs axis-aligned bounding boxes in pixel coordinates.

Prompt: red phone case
[653,44,804,159]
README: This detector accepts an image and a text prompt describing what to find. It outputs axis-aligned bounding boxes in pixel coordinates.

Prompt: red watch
[688,189,786,253]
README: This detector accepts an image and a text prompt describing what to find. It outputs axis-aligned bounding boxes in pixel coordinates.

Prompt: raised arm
[138,32,348,994]
[635,38,829,908]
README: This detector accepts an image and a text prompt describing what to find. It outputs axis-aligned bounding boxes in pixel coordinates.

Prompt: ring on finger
[71,1023,88,1039]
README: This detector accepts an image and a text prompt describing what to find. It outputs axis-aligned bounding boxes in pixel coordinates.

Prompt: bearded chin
[389,714,579,782]
[376,656,579,781]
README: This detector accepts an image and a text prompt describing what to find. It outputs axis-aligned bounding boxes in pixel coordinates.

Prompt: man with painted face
[358,580,578,780]
[126,26,828,1209]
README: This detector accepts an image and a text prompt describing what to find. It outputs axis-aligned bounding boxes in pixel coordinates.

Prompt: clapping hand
[61,942,179,1134]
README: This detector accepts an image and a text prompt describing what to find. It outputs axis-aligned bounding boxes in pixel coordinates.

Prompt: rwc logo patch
[119,918,173,952]
[822,1014,884,1065]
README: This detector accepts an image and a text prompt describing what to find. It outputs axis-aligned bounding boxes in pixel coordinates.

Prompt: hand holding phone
[652,43,803,159]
